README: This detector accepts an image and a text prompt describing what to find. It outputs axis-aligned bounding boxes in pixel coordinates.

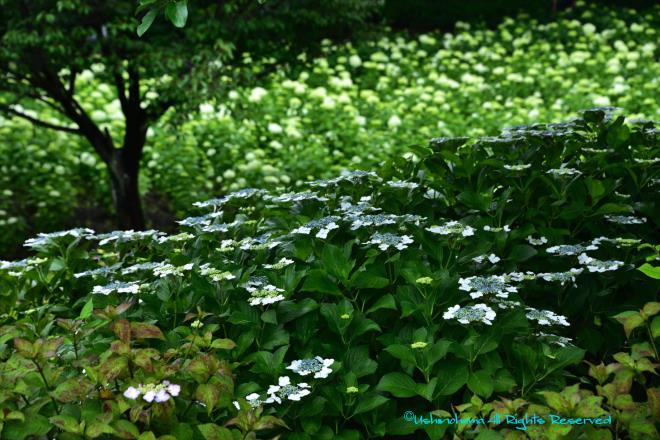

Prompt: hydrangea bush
[0,109,657,439]
[1,2,659,253]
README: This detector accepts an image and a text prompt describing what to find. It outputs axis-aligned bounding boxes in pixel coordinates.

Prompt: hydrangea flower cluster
[546,243,598,256]
[94,230,162,246]
[264,191,328,204]
[364,232,414,251]
[24,228,95,249]
[503,164,531,171]
[193,188,266,208]
[577,253,625,272]
[286,356,335,378]
[525,307,570,326]
[121,262,161,275]
[92,281,141,295]
[75,263,122,279]
[443,304,496,325]
[458,275,518,299]
[483,225,511,233]
[604,215,647,225]
[239,234,281,251]
[233,393,263,410]
[426,221,474,237]
[346,213,397,230]
[199,264,236,282]
[526,235,548,246]
[201,223,230,233]
[123,381,181,403]
[247,284,286,306]
[546,164,581,177]
[386,180,419,189]
[309,170,381,188]
[291,216,341,239]
[157,232,194,244]
[536,268,584,285]
[265,376,311,404]
[263,257,294,270]
[472,254,501,264]
[153,262,194,277]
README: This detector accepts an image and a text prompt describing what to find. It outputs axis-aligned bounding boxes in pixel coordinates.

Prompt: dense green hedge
[0,109,658,439]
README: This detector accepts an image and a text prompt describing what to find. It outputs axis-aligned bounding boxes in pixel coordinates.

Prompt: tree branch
[67,68,77,97]
[0,105,80,134]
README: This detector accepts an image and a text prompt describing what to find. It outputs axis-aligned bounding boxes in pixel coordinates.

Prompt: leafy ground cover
[1,2,659,254]
[0,109,658,439]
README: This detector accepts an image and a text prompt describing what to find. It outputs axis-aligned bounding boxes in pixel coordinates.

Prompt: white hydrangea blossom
[291,216,341,239]
[93,281,141,295]
[458,275,518,299]
[157,232,194,244]
[233,393,263,410]
[503,164,531,171]
[577,253,624,272]
[546,243,598,256]
[525,307,570,326]
[526,235,548,246]
[239,234,282,251]
[94,230,162,246]
[534,332,573,347]
[426,221,474,237]
[364,232,414,251]
[386,180,419,189]
[74,263,122,278]
[153,262,194,277]
[286,356,335,379]
[123,381,180,403]
[309,170,381,188]
[24,228,95,249]
[121,262,161,275]
[265,191,328,204]
[443,304,496,325]
[483,225,511,233]
[199,264,236,282]
[604,215,646,225]
[247,284,286,306]
[263,258,295,270]
[265,376,311,404]
[546,164,581,177]
[473,254,500,264]
[536,268,583,285]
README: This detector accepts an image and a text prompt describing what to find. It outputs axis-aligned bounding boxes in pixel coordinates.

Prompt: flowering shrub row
[1,1,659,253]
[0,109,657,438]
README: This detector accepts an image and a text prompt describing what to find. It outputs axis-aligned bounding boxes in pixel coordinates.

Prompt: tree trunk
[108,151,145,230]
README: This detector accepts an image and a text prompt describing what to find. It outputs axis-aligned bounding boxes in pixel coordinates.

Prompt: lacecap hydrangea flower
[286,356,334,378]
[458,275,518,299]
[364,232,414,251]
[443,304,496,325]
[426,221,474,237]
[265,376,311,404]
[123,381,180,403]
[577,253,624,272]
